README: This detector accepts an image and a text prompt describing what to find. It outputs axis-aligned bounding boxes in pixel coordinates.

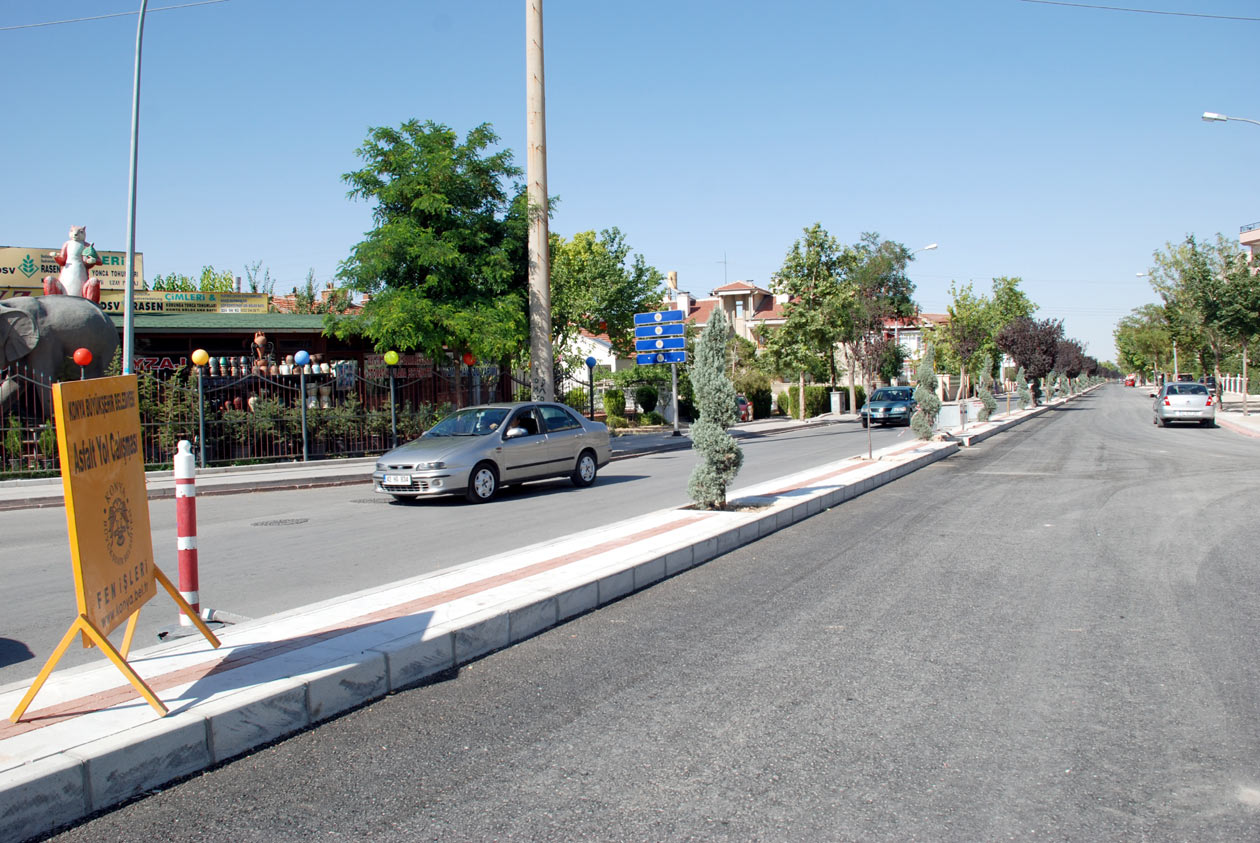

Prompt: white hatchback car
[1153,382,1215,428]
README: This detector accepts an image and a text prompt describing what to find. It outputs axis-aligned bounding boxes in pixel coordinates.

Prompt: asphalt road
[0,419,912,686]
[44,386,1260,840]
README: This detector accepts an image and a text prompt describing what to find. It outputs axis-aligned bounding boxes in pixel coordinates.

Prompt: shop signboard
[99,290,270,314]
[0,246,144,290]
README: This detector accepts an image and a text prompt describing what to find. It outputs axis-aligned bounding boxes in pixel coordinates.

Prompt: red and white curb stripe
[174,441,199,626]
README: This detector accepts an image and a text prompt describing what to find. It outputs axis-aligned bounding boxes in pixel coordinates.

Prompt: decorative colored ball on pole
[73,348,93,367]
[191,349,209,367]
[294,350,310,370]
[384,350,399,366]
[462,352,476,367]
[585,356,597,370]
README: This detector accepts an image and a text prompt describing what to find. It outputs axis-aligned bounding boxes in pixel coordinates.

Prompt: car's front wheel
[466,462,499,503]
[571,449,598,487]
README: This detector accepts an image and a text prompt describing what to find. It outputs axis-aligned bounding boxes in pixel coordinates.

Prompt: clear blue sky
[4,1,1257,363]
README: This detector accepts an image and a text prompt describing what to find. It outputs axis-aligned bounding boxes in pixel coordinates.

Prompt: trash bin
[830,390,843,414]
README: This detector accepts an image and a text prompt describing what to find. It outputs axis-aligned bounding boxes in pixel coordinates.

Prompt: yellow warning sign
[54,375,156,637]
[10,374,219,722]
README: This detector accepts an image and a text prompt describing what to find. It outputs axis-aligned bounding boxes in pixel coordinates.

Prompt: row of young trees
[758,224,1106,406]
[1116,234,1260,390]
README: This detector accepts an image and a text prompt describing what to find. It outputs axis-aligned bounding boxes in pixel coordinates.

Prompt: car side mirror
[505,426,528,440]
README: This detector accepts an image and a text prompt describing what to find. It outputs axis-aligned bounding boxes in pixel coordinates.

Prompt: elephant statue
[0,296,119,417]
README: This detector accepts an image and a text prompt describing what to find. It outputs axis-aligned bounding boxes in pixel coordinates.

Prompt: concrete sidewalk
[1214,391,1260,439]
[0,388,1109,841]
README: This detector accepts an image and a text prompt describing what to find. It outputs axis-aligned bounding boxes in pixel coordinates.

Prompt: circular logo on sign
[102,481,134,566]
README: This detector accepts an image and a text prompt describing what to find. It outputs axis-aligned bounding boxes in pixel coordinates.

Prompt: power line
[1018,0,1260,23]
[0,0,229,32]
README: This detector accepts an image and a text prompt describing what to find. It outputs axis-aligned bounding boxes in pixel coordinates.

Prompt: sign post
[634,310,687,437]
[10,374,220,723]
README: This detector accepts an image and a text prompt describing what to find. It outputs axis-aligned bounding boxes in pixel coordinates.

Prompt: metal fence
[0,360,510,479]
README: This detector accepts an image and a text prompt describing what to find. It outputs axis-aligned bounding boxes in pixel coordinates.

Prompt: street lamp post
[122,0,149,375]
[1202,112,1260,128]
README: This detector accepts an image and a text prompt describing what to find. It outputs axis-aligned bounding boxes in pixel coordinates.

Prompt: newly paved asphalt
[39,386,1260,841]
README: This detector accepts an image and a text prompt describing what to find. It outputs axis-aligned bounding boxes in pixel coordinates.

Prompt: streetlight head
[1202,112,1228,122]
[922,243,938,251]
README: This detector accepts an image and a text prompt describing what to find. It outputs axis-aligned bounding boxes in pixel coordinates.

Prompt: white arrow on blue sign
[636,351,687,365]
[635,336,685,352]
[633,310,684,326]
[634,323,685,338]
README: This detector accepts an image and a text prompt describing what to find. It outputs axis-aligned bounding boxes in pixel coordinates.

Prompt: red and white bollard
[174,440,200,626]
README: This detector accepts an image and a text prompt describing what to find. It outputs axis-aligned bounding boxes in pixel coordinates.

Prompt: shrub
[642,410,665,426]
[975,354,997,422]
[1016,366,1032,410]
[603,388,626,418]
[563,387,588,413]
[634,385,659,413]
[776,384,831,419]
[605,415,629,430]
[734,370,773,419]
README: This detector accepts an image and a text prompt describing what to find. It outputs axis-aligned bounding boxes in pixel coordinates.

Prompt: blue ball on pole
[294,350,310,367]
[585,356,597,369]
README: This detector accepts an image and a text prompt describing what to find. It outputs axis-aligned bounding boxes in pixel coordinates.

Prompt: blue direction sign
[636,351,688,365]
[635,336,686,352]
[633,309,685,326]
[634,323,685,339]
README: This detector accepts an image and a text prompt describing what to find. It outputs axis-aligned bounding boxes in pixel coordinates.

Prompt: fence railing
[0,361,511,479]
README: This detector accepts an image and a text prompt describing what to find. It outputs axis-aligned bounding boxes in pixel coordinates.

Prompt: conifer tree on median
[1016,366,1032,409]
[688,309,744,509]
[911,341,940,440]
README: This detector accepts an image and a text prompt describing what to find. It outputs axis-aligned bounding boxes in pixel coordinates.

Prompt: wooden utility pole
[526,0,554,400]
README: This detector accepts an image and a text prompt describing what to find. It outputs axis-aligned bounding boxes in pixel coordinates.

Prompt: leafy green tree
[910,341,940,440]
[939,282,990,399]
[988,276,1037,331]
[688,309,743,509]
[243,260,277,297]
[1146,234,1245,379]
[1114,304,1171,384]
[767,223,850,407]
[331,120,528,370]
[550,228,663,358]
[292,269,353,315]
[836,233,917,410]
[150,265,236,292]
[877,341,909,385]
[1215,249,1260,414]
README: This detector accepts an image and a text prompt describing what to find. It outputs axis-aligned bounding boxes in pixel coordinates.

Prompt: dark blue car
[859,386,916,428]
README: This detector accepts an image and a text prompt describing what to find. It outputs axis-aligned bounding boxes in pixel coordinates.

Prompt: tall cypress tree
[688,309,743,509]
[911,342,940,440]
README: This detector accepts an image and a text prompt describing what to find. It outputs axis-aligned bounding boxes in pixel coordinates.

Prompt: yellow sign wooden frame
[10,375,220,722]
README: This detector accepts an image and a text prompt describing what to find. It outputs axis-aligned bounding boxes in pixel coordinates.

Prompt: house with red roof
[666,279,788,349]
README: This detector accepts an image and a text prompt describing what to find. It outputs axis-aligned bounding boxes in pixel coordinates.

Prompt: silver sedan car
[1153,382,1215,427]
[373,402,612,503]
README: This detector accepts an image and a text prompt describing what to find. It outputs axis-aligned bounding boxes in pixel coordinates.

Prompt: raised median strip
[0,391,1089,841]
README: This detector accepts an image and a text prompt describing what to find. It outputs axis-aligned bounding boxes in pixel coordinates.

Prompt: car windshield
[424,407,510,437]
[872,389,912,401]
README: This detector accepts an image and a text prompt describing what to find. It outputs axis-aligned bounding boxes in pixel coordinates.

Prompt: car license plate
[383,473,411,485]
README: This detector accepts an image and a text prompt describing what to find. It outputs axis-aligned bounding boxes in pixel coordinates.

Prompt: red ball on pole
[462,352,476,367]
[73,348,93,366]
